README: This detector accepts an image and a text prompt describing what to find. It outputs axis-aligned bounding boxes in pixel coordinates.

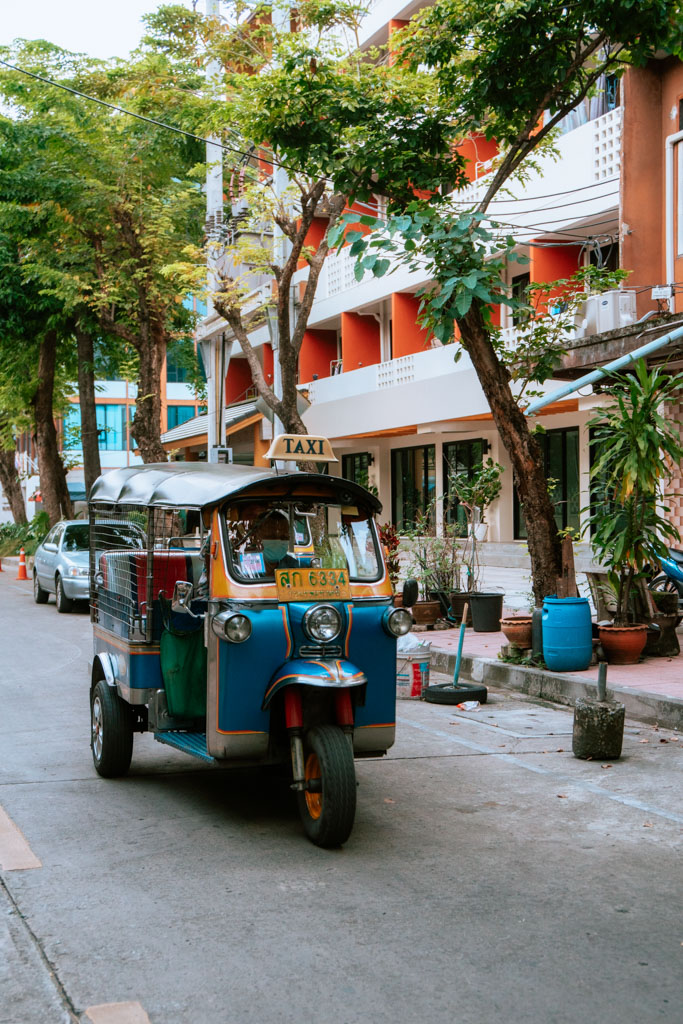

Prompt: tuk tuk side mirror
[171,580,194,614]
[402,578,419,608]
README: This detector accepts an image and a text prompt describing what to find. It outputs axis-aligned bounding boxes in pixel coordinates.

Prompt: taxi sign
[275,567,351,602]
[265,434,338,463]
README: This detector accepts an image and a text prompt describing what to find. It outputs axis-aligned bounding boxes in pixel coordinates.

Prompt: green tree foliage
[0,38,205,467]
[238,0,683,600]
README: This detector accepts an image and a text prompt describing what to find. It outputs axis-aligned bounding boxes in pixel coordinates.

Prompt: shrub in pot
[402,505,462,622]
[587,361,683,664]
[446,459,503,594]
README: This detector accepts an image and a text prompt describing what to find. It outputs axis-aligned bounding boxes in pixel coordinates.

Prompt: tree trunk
[131,320,168,464]
[75,325,101,496]
[32,331,73,525]
[457,300,561,603]
[0,447,27,524]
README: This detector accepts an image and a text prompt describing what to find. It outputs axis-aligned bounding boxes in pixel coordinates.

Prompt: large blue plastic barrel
[542,596,592,672]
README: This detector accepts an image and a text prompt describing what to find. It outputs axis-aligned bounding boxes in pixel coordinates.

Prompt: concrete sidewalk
[427,625,683,730]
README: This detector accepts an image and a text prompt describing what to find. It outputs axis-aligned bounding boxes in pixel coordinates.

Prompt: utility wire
[1,58,626,225]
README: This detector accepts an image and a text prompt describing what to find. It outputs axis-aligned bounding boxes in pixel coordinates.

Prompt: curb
[431,650,683,731]
[0,555,35,570]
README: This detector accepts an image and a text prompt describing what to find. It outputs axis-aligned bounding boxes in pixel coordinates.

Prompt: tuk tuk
[87,436,414,847]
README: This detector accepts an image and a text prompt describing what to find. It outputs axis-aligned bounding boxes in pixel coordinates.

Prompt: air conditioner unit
[581,290,637,336]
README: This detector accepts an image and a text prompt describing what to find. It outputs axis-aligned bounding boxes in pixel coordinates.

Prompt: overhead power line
[0,58,623,231]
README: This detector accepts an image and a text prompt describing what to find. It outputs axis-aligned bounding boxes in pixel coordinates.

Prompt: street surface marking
[0,805,41,870]
[397,715,683,825]
[84,1003,152,1024]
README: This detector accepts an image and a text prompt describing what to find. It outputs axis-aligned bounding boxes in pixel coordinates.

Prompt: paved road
[1,572,682,1024]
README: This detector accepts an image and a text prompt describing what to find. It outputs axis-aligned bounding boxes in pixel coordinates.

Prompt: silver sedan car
[33,520,91,612]
[33,519,146,612]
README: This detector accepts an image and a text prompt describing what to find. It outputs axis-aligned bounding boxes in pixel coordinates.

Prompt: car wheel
[55,575,74,613]
[33,571,49,604]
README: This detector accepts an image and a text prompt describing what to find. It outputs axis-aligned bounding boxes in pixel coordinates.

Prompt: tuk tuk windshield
[223,500,382,582]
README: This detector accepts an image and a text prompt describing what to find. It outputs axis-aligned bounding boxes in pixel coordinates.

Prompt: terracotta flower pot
[598,624,648,665]
[500,615,533,649]
[411,600,441,627]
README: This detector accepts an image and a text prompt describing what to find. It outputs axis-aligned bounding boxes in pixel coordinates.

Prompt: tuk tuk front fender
[262,659,366,710]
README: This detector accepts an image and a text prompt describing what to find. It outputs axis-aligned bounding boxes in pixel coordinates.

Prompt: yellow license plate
[275,567,351,602]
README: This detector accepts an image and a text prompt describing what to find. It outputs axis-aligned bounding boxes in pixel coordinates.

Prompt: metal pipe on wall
[524,323,683,416]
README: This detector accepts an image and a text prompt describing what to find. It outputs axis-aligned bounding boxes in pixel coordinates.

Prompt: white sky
[2,1,197,60]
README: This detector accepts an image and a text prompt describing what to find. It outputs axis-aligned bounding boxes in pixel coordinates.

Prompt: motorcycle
[648,548,683,624]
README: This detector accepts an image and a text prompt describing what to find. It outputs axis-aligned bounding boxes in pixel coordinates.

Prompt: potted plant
[402,506,460,625]
[587,360,683,664]
[447,459,505,631]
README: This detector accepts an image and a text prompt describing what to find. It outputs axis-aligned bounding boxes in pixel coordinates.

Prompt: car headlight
[212,611,252,643]
[302,604,342,643]
[68,566,89,577]
[384,607,413,637]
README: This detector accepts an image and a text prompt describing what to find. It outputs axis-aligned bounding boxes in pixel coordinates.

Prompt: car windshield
[62,525,90,552]
[92,522,146,551]
[223,500,381,582]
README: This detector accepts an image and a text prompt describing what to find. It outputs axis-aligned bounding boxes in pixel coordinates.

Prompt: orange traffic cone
[16,548,29,581]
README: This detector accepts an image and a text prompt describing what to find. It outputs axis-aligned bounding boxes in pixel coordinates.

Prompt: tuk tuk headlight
[302,604,342,643]
[212,611,252,643]
[384,607,413,637]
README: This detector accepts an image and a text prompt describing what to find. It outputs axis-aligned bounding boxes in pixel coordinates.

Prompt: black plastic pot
[428,589,452,617]
[449,591,473,626]
[468,591,504,632]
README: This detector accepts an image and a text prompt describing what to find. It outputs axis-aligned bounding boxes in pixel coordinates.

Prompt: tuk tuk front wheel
[297,724,356,848]
[91,680,133,778]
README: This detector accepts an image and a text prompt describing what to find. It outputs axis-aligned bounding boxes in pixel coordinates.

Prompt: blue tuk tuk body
[88,462,411,845]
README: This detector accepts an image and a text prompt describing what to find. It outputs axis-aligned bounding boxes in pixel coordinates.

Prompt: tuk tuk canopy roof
[88,462,382,513]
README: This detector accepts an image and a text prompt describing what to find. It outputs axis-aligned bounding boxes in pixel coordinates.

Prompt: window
[391,445,436,531]
[167,405,196,430]
[443,439,486,533]
[62,404,127,451]
[342,453,370,491]
[96,405,126,451]
[511,272,530,326]
[514,427,579,538]
[166,341,189,383]
[62,405,82,449]
[63,524,90,552]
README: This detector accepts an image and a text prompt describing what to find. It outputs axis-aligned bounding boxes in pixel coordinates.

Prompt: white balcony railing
[307,289,636,406]
[307,344,461,404]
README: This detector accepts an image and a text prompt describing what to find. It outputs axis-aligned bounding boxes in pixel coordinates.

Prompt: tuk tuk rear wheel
[297,725,356,848]
[91,680,133,778]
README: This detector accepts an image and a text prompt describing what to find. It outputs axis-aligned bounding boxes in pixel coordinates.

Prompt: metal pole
[205,0,222,460]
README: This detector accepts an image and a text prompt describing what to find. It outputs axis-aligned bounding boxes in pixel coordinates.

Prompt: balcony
[456,108,622,232]
[499,290,637,348]
[304,344,493,437]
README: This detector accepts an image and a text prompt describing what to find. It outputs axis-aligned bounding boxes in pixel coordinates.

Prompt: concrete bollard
[572,663,625,760]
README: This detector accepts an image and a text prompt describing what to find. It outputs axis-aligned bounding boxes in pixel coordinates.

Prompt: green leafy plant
[497,648,545,668]
[0,510,50,557]
[586,361,683,626]
[401,504,462,599]
[447,459,503,591]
